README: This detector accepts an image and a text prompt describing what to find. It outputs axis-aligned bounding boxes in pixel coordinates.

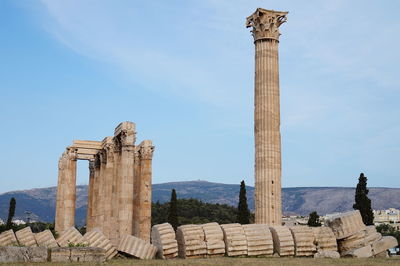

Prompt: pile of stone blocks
[220,223,247,256]
[289,226,316,257]
[202,222,225,257]
[243,224,273,256]
[151,223,178,259]
[56,227,86,247]
[176,224,207,258]
[312,226,340,258]
[269,226,295,256]
[118,234,157,259]
[83,229,117,260]
[326,210,398,258]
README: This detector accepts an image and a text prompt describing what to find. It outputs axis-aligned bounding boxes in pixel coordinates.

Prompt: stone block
[56,227,86,247]
[83,228,117,260]
[289,226,316,257]
[0,230,18,247]
[371,236,398,255]
[221,223,247,257]
[15,227,37,247]
[35,230,58,248]
[202,222,225,257]
[374,250,389,258]
[312,227,337,252]
[325,210,366,239]
[338,226,382,254]
[269,226,295,257]
[243,224,273,256]
[342,244,373,258]
[0,246,48,263]
[313,250,340,259]
[176,224,207,258]
[151,223,178,259]
[118,234,157,259]
[51,247,105,262]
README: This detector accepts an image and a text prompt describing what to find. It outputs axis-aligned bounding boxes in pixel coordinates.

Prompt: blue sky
[0,0,399,193]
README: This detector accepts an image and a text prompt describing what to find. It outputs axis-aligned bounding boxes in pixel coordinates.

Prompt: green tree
[167,189,179,230]
[237,180,250,224]
[307,211,322,227]
[353,173,374,225]
[6,197,16,230]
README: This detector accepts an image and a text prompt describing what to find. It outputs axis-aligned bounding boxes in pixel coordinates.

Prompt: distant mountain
[1,181,399,226]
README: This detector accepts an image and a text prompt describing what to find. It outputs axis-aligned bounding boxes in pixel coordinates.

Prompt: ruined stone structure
[246,8,288,225]
[55,122,154,244]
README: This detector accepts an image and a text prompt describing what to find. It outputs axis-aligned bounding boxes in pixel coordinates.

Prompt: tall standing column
[86,160,95,231]
[55,148,77,233]
[102,137,115,239]
[115,122,136,240]
[136,140,154,241]
[246,8,288,225]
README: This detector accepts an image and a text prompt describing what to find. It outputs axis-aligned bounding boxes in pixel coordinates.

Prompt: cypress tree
[6,197,16,230]
[307,211,322,227]
[353,173,374,225]
[237,180,250,224]
[168,189,179,230]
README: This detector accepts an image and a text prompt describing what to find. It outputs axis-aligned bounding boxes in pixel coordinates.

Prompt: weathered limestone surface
[56,227,85,247]
[243,224,274,256]
[118,234,157,260]
[312,227,337,251]
[15,227,37,247]
[374,250,389,258]
[0,246,48,263]
[371,236,398,255]
[246,8,288,225]
[325,210,366,239]
[83,229,117,260]
[151,223,178,259]
[202,222,225,257]
[176,224,207,258]
[342,245,373,258]
[221,223,247,257]
[289,226,316,257]
[338,226,381,254]
[313,250,340,259]
[35,230,58,248]
[270,226,295,256]
[51,247,105,262]
[0,230,18,247]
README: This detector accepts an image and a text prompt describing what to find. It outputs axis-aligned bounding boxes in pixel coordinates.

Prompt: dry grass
[3,257,400,266]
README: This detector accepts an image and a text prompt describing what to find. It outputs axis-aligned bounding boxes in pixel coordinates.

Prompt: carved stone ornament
[246,8,288,41]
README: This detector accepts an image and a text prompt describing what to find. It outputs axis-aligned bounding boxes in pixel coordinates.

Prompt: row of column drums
[151,222,338,259]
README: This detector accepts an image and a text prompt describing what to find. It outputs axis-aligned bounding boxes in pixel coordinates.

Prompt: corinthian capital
[139,140,155,160]
[246,8,288,42]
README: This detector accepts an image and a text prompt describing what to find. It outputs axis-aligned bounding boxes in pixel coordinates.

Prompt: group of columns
[55,122,154,245]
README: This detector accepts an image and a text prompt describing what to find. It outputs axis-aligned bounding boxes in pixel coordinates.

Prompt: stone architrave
[243,224,274,256]
[269,226,295,256]
[133,140,154,241]
[246,8,288,225]
[201,222,225,257]
[34,230,58,248]
[176,224,207,258]
[55,148,77,233]
[118,234,157,260]
[15,227,37,247]
[0,230,18,247]
[312,227,337,252]
[151,223,178,259]
[220,223,247,257]
[289,226,316,257]
[83,229,117,260]
[325,210,366,239]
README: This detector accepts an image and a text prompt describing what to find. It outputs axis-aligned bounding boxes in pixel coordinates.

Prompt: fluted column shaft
[86,161,95,231]
[254,39,282,225]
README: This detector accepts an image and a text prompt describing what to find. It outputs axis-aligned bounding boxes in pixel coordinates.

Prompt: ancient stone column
[246,8,288,225]
[109,141,121,246]
[115,122,136,239]
[91,155,101,229]
[135,140,154,241]
[102,137,115,239]
[55,148,77,233]
[86,160,95,231]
